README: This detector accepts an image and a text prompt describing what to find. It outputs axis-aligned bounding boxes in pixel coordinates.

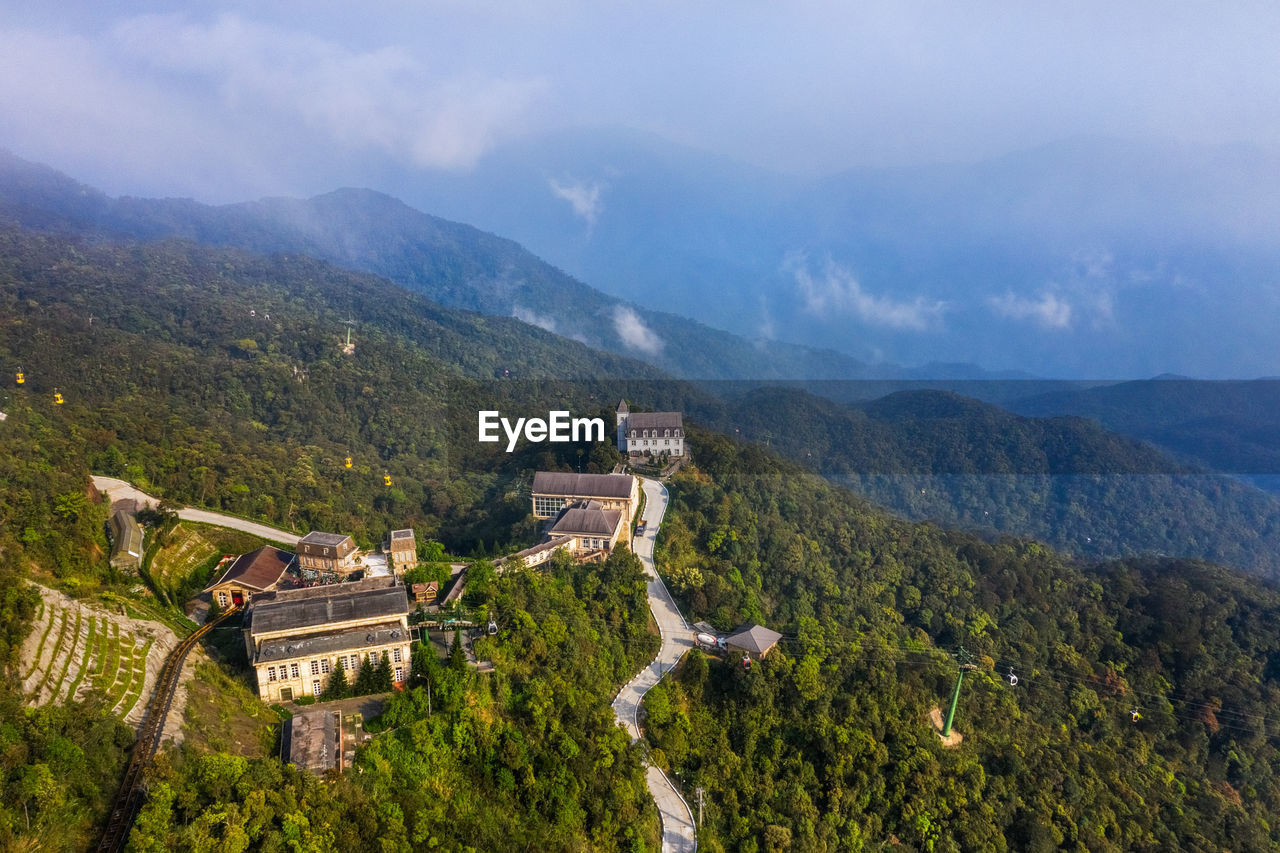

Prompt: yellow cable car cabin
[384,474,392,486]
[345,456,353,469]
[15,370,24,385]
[53,391,64,405]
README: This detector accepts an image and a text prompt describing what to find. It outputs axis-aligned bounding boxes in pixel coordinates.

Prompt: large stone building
[530,471,638,520]
[204,546,295,609]
[297,531,358,575]
[616,400,685,458]
[242,577,411,702]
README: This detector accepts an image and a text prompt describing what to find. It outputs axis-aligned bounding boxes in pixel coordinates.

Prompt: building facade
[297,531,358,574]
[530,471,638,520]
[242,577,411,702]
[204,546,295,609]
[548,500,626,555]
[387,529,417,574]
[616,400,685,458]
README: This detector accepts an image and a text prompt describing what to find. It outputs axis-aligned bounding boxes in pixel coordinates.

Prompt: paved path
[92,476,299,545]
[613,478,697,853]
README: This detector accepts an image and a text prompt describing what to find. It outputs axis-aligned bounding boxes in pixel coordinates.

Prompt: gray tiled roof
[206,546,294,593]
[624,412,683,432]
[299,531,352,547]
[390,529,415,541]
[109,511,143,559]
[724,623,782,656]
[257,621,408,664]
[551,502,623,537]
[532,471,634,499]
[289,710,338,773]
[248,578,409,635]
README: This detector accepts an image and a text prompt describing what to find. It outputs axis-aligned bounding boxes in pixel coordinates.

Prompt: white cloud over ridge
[512,305,558,334]
[548,178,605,228]
[788,254,946,331]
[612,305,664,355]
[988,291,1073,329]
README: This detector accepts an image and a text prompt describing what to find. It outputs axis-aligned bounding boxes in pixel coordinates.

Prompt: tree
[323,659,350,701]
[450,629,467,672]
[355,653,379,695]
[373,652,394,693]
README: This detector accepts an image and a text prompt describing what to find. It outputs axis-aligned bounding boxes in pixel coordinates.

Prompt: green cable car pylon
[942,647,979,738]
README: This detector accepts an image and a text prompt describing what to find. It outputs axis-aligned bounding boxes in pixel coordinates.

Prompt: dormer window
[664,429,670,437]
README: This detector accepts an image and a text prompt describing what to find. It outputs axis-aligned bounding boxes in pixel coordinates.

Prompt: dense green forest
[0,224,667,556]
[693,386,1280,580]
[5,214,1280,851]
[648,430,1280,851]
[1010,378,1280,489]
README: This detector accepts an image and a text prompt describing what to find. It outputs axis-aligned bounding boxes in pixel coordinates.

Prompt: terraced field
[20,584,185,729]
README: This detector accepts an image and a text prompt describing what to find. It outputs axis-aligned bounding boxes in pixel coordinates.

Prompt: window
[392,647,402,663]
[321,658,331,674]
[665,439,670,445]
[350,654,359,670]
[394,666,404,683]
[312,679,321,695]
[664,429,670,437]
[323,547,330,556]
[290,663,299,680]
[217,592,228,607]
[534,496,567,517]
[267,666,277,682]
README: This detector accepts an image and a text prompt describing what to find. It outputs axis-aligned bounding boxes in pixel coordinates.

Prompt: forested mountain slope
[692,386,1280,579]
[0,149,878,381]
[649,430,1280,851]
[0,225,668,849]
[1010,378,1280,489]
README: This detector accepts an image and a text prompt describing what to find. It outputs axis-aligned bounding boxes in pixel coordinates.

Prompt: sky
[3,1,1280,202]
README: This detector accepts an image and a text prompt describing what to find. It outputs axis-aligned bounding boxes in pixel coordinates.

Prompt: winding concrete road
[92,476,298,545]
[613,478,697,853]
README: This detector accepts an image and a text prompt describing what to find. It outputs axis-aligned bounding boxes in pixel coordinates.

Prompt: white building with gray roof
[616,399,685,458]
[242,576,411,702]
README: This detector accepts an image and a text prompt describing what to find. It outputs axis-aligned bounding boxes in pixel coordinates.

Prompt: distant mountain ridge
[0,148,966,382]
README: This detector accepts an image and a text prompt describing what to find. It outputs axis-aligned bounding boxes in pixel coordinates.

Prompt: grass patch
[99,622,122,686]
[182,659,282,757]
[23,602,58,681]
[65,615,97,701]
[117,637,154,717]
[50,607,83,701]
[31,609,70,700]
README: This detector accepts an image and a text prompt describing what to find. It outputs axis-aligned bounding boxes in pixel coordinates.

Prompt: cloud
[787,254,946,330]
[109,13,548,172]
[512,305,558,334]
[612,305,664,355]
[0,13,548,198]
[988,291,1073,329]
[548,178,605,228]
